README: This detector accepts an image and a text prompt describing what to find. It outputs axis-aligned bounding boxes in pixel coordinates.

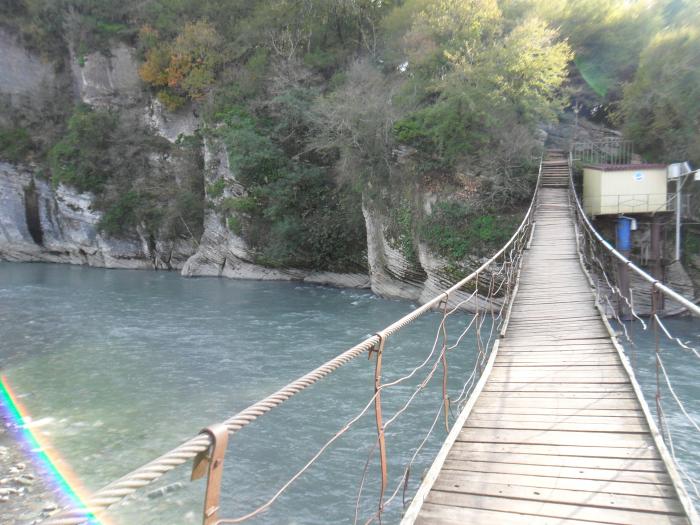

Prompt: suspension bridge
[43,149,699,525]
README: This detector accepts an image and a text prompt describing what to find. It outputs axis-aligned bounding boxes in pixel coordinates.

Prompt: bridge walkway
[405,157,692,524]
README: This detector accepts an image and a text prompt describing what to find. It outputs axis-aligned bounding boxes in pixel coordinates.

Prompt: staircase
[541,149,569,188]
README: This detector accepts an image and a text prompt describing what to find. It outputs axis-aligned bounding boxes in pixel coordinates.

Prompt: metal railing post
[192,424,230,525]
[371,334,388,517]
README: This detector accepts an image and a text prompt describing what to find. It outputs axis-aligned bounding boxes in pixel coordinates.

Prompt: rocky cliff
[0,31,372,288]
[0,162,195,269]
[0,30,196,269]
[180,138,370,288]
[0,30,509,306]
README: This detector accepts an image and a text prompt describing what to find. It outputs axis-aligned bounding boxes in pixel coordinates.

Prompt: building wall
[584,167,667,215]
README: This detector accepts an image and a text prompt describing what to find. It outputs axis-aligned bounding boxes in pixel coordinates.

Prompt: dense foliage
[619,25,700,165]
[1,0,697,270]
[48,105,204,239]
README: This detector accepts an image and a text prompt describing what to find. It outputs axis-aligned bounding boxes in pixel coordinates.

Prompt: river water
[0,262,698,523]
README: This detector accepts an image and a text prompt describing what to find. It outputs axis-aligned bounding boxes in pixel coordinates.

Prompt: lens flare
[575,57,609,98]
[0,375,103,524]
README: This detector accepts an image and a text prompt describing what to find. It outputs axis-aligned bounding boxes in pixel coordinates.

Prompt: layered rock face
[0,33,369,287]
[181,139,370,288]
[0,31,501,304]
[0,30,56,100]
[362,199,503,311]
[0,31,196,270]
[0,163,194,269]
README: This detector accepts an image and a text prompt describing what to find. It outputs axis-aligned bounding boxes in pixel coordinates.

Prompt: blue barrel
[616,217,633,252]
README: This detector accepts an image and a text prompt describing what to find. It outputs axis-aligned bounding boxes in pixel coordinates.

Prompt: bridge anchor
[192,423,230,525]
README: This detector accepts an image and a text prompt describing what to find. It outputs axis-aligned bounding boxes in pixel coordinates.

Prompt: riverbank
[0,412,61,523]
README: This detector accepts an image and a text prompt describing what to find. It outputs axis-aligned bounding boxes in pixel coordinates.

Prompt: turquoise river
[0,262,697,523]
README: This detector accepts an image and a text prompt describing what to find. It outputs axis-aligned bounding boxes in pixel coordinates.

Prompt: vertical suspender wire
[372,334,388,521]
[652,289,665,436]
[439,299,449,433]
[474,273,483,376]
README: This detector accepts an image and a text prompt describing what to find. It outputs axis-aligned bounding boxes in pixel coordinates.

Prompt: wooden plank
[494,350,618,356]
[467,413,647,424]
[505,330,612,338]
[486,373,631,380]
[471,407,645,417]
[494,359,623,367]
[497,351,617,357]
[498,346,617,352]
[432,476,683,513]
[497,337,613,347]
[478,391,636,399]
[457,428,654,448]
[437,460,670,484]
[487,376,631,384]
[506,322,607,330]
[482,384,634,393]
[508,319,602,325]
[497,348,616,355]
[415,502,610,525]
[496,356,620,363]
[465,420,647,433]
[407,164,693,525]
[487,376,630,384]
[496,350,618,356]
[490,365,625,372]
[444,449,667,472]
[448,442,661,461]
[424,491,688,525]
[474,397,639,414]
[474,398,641,409]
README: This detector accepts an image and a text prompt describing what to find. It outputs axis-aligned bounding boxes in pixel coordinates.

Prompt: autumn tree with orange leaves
[139,21,223,110]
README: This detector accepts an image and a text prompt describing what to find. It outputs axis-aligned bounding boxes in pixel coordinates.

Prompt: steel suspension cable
[568,152,700,517]
[47,162,543,525]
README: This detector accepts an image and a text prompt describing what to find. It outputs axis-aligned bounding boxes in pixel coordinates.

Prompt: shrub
[99,190,142,235]
[138,20,223,107]
[48,105,116,193]
[47,105,204,241]
[227,215,242,234]
[0,127,33,163]
[421,201,518,261]
[206,178,226,198]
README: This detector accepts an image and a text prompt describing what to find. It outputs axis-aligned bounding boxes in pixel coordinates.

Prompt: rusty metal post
[439,298,450,432]
[651,288,664,436]
[192,423,230,525]
[650,217,665,312]
[371,334,388,518]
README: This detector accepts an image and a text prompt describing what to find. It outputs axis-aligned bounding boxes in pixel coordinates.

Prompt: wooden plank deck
[403,159,697,524]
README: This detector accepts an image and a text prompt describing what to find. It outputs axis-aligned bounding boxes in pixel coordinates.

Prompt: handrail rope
[221,221,528,523]
[568,152,700,506]
[372,230,522,523]
[654,315,700,359]
[360,242,518,523]
[225,291,457,523]
[584,219,700,489]
[567,153,700,317]
[46,157,544,524]
[368,195,527,524]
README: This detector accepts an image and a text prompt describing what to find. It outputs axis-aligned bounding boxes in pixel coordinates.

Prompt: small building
[582,164,668,216]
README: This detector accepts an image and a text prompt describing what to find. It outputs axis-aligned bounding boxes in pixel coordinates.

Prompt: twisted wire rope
[46,160,542,524]
[568,153,700,508]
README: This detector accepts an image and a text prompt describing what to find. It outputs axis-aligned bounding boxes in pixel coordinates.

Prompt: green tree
[48,105,116,193]
[619,27,700,164]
